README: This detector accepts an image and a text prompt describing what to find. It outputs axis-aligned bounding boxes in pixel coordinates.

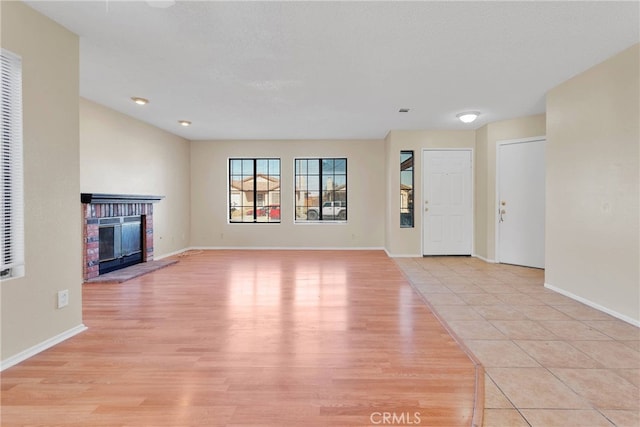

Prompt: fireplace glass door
[98,216,142,274]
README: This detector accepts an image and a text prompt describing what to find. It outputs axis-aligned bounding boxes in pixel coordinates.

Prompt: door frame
[422,148,474,256]
[495,136,546,265]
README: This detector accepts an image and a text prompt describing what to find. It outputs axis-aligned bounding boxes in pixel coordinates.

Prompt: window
[1,49,25,279]
[400,151,414,228]
[229,158,280,223]
[295,158,347,221]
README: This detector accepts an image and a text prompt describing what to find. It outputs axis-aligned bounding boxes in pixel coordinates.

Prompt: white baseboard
[384,252,498,260]
[384,249,422,258]
[186,246,386,251]
[154,247,191,260]
[1,324,88,371]
[473,254,497,263]
[544,282,640,327]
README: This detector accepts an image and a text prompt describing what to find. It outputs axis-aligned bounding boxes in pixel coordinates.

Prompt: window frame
[1,48,25,280]
[228,158,281,224]
[294,157,347,223]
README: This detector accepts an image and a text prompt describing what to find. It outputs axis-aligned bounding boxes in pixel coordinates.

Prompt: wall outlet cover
[57,290,69,308]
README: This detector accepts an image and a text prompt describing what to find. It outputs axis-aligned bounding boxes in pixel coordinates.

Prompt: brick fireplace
[81,193,163,281]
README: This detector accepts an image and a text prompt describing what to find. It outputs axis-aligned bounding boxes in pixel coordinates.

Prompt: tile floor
[394,256,640,427]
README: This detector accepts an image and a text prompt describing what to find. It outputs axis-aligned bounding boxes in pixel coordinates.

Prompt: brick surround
[81,194,163,281]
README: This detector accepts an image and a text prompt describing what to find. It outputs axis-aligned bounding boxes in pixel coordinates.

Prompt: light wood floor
[1,250,481,427]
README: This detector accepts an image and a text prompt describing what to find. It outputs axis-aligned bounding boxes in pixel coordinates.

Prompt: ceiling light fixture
[146,0,176,8]
[456,111,480,123]
[131,97,149,105]
[178,120,191,127]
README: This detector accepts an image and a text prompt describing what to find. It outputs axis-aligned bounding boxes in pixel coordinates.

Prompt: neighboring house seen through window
[229,158,281,223]
[1,49,25,279]
[295,158,347,222]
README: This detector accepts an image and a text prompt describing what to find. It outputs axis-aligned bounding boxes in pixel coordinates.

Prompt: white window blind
[1,48,24,279]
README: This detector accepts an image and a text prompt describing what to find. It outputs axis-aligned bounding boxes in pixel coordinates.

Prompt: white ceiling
[24,1,639,140]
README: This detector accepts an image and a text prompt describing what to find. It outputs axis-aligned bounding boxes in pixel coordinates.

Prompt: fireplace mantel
[81,193,164,204]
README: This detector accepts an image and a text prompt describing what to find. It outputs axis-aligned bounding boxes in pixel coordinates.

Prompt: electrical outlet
[57,290,69,309]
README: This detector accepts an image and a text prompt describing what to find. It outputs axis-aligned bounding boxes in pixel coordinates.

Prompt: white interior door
[497,139,545,268]
[423,150,472,255]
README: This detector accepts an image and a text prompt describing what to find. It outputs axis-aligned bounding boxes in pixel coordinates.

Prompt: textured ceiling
[23,1,640,140]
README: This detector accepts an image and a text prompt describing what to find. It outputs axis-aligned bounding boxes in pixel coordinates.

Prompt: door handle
[499,209,506,223]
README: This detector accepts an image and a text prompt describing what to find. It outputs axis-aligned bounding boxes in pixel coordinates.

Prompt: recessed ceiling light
[456,111,480,123]
[146,0,176,8]
[399,108,410,113]
[178,120,191,127]
[131,97,149,105]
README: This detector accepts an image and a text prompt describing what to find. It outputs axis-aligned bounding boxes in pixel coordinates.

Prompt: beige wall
[546,44,639,323]
[1,2,82,361]
[384,131,394,253]
[384,130,476,256]
[190,139,385,248]
[80,99,191,257]
[474,125,489,258]
[474,115,546,260]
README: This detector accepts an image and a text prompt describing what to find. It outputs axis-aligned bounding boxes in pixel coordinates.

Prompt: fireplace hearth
[81,193,163,281]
